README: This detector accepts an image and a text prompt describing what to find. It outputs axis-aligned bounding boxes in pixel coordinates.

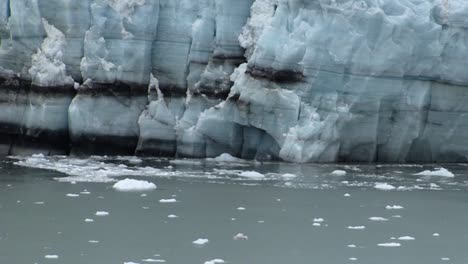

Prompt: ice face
[1,0,468,162]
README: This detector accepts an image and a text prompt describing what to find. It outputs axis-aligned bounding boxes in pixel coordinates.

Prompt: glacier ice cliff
[1,0,468,162]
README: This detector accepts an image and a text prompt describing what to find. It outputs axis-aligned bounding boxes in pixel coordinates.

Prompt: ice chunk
[238,171,265,179]
[159,199,177,203]
[233,233,249,240]
[112,178,157,192]
[414,168,455,177]
[398,236,415,241]
[204,259,225,264]
[331,170,347,176]
[192,238,209,246]
[95,211,109,216]
[374,183,396,191]
[377,242,401,247]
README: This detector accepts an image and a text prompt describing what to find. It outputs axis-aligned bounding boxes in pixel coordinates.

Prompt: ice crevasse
[0,0,468,163]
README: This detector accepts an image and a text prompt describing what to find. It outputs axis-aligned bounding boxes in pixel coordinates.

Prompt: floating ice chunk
[313,218,324,223]
[347,245,357,248]
[375,183,396,191]
[95,211,109,216]
[159,199,177,203]
[169,160,202,165]
[45,255,59,259]
[207,153,247,163]
[331,170,347,176]
[34,201,45,205]
[377,242,401,247]
[88,240,99,243]
[66,193,80,197]
[313,223,321,227]
[80,191,91,195]
[398,236,415,241]
[238,171,265,179]
[349,258,357,261]
[124,262,140,264]
[441,257,450,261]
[204,259,225,264]
[344,193,351,197]
[414,168,455,177]
[386,205,404,210]
[233,233,249,240]
[237,207,246,211]
[433,233,440,237]
[168,214,178,218]
[369,217,388,221]
[142,259,166,263]
[192,238,209,246]
[113,179,157,192]
[347,226,366,230]
[281,173,297,179]
[85,218,94,222]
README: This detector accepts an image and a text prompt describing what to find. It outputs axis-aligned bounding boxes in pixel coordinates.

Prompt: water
[1,156,468,264]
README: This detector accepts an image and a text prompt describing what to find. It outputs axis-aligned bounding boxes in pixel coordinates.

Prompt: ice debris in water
[142,259,166,263]
[414,168,455,177]
[398,236,415,241]
[84,218,94,222]
[206,153,247,163]
[377,242,401,247]
[281,173,297,179]
[331,170,347,176]
[159,199,177,203]
[238,171,265,179]
[66,193,80,197]
[369,217,388,221]
[204,259,225,264]
[167,214,178,218]
[386,205,404,210]
[233,233,249,240]
[347,226,366,230]
[44,255,59,259]
[95,211,109,216]
[192,238,209,246]
[112,178,157,192]
[374,183,396,191]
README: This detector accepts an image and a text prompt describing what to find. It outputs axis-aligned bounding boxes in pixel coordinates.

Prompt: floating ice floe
[113,179,157,192]
[349,258,357,261]
[206,153,247,163]
[167,214,178,218]
[233,233,249,240]
[204,259,225,264]
[347,245,357,248]
[45,255,59,259]
[95,211,109,216]
[159,199,177,203]
[66,193,80,197]
[441,257,450,261]
[142,259,166,263]
[313,218,324,223]
[238,171,265,179]
[374,183,396,191]
[281,173,297,179]
[313,223,321,227]
[398,236,415,241]
[344,193,351,197]
[88,240,99,243]
[347,226,366,230]
[433,233,440,237]
[84,218,94,222]
[237,207,246,211]
[369,217,388,221]
[414,168,454,177]
[331,170,346,176]
[192,238,209,245]
[377,242,401,247]
[386,205,404,210]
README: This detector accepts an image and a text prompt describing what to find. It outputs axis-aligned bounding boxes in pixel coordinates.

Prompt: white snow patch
[331,170,347,176]
[192,238,209,246]
[113,178,157,192]
[374,183,396,191]
[414,168,454,177]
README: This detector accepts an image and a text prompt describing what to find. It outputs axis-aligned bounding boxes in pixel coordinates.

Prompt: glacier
[1,0,468,162]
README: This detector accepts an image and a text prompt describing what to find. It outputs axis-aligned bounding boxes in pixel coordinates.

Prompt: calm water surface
[0,156,467,264]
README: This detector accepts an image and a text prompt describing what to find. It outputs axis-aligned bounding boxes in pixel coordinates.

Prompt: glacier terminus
[1,0,468,163]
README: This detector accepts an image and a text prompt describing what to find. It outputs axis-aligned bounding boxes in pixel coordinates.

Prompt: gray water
[1,156,468,264]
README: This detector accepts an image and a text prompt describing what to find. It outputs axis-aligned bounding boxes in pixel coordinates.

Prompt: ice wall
[1,0,468,162]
